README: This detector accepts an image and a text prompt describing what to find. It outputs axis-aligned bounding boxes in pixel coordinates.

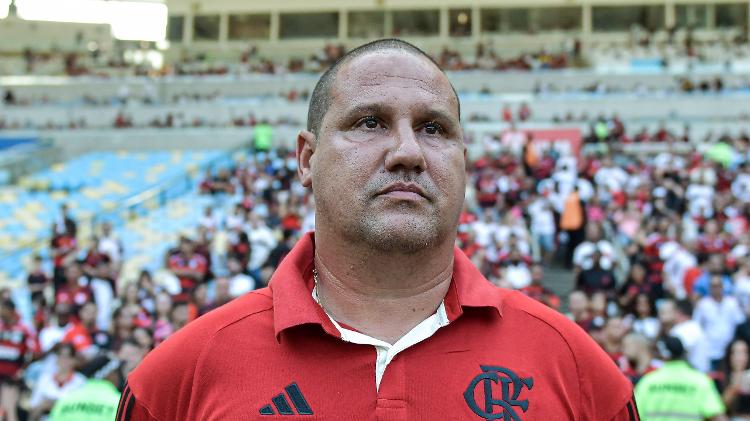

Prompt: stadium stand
[1,0,750,418]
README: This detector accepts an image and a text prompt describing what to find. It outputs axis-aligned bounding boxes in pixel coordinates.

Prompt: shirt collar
[269,232,503,342]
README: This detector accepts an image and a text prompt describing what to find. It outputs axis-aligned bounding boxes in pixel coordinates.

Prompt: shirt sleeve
[569,321,634,421]
[116,381,160,421]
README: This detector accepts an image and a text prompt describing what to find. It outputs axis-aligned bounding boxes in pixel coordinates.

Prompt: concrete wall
[3,69,748,102]
[3,92,749,129]
[4,117,748,161]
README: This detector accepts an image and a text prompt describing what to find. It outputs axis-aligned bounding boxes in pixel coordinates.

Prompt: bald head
[307,38,460,139]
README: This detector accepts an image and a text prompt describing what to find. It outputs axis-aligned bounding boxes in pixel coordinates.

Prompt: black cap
[80,355,122,379]
[657,336,685,360]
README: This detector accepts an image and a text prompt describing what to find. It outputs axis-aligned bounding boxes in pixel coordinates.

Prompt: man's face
[710,277,724,300]
[307,51,466,253]
[658,301,676,325]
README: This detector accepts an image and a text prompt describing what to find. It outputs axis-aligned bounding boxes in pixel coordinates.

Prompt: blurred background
[1,0,750,419]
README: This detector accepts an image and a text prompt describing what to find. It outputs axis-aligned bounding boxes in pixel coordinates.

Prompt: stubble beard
[355,202,445,254]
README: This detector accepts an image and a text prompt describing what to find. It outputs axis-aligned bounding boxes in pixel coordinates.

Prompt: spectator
[658,299,711,373]
[693,254,734,299]
[226,257,255,297]
[618,333,657,385]
[566,290,593,332]
[0,299,37,421]
[625,293,658,335]
[49,355,123,421]
[98,222,123,266]
[27,255,49,310]
[560,187,586,267]
[28,343,85,421]
[52,204,77,240]
[635,336,727,420]
[247,212,277,282]
[167,237,208,303]
[600,316,628,361]
[527,196,556,264]
[575,251,617,298]
[135,270,157,316]
[197,206,218,238]
[151,293,173,347]
[76,301,110,356]
[54,262,92,312]
[110,307,135,352]
[618,261,660,310]
[720,338,750,417]
[573,223,616,272]
[694,276,746,370]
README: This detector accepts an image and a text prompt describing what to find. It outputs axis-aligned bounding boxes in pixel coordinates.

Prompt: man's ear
[297,130,316,188]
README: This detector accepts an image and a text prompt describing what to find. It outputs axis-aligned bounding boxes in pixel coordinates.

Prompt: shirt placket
[375,353,407,421]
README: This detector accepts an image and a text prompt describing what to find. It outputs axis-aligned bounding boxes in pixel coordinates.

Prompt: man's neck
[313,231,455,345]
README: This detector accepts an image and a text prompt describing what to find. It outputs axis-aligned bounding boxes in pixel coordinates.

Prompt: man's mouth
[377,182,428,201]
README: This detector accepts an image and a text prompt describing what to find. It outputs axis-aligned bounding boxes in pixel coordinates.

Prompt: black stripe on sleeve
[116,383,134,421]
[626,394,639,421]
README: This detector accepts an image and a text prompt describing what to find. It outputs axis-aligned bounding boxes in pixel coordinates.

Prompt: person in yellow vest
[560,186,586,268]
[635,336,727,421]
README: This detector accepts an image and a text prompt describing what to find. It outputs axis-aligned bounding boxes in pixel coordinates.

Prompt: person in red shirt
[119,39,636,420]
[0,299,38,421]
[167,237,207,303]
[55,262,93,312]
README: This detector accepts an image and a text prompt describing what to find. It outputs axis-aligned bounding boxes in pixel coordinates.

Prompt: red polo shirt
[118,233,637,420]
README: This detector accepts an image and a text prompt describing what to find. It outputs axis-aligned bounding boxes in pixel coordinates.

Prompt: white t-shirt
[732,173,750,203]
[249,225,277,270]
[662,249,697,300]
[29,371,86,409]
[694,296,746,360]
[229,273,256,297]
[471,220,500,248]
[504,264,532,289]
[595,166,629,192]
[686,184,715,218]
[528,199,556,236]
[573,241,616,270]
[98,235,122,263]
[670,320,711,372]
[500,130,526,156]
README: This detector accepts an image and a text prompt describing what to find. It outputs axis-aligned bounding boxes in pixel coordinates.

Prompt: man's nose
[384,121,426,173]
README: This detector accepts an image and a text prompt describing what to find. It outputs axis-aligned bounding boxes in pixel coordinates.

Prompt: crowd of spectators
[4,113,750,417]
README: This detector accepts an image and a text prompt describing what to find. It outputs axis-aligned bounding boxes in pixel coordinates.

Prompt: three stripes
[259,383,313,416]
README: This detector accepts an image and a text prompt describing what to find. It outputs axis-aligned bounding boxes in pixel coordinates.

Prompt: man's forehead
[330,50,458,111]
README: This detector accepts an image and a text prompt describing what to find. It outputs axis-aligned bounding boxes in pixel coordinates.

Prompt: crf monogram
[464,365,534,421]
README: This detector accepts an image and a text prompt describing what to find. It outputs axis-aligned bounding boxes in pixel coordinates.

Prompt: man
[51,338,146,421]
[572,223,616,272]
[119,39,635,420]
[98,221,123,266]
[0,300,37,421]
[575,251,617,298]
[247,212,277,283]
[635,336,726,421]
[166,236,208,303]
[658,299,710,373]
[693,275,745,370]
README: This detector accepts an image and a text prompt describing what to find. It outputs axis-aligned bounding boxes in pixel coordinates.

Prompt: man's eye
[423,122,444,135]
[357,117,380,129]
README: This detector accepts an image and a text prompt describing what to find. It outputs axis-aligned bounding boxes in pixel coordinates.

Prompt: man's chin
[358,218,443,254]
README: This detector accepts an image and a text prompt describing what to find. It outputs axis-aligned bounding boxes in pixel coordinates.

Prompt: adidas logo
[259,382,313,416]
